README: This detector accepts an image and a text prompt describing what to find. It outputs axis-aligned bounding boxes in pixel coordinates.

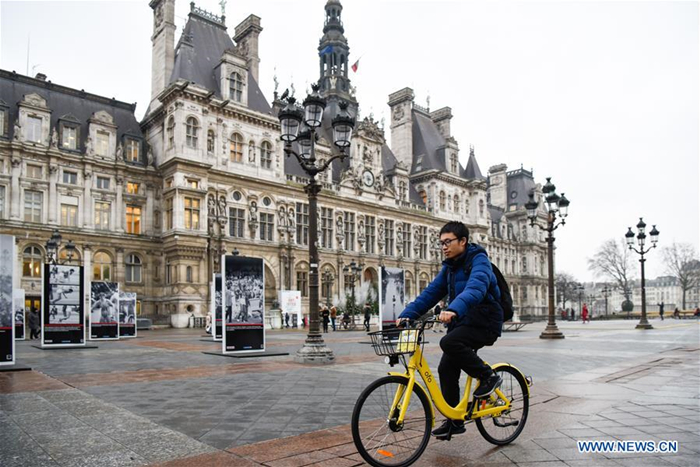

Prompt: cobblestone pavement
[1,319,698,466]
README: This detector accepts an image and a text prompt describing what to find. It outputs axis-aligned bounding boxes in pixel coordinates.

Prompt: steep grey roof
[408,181,426,206]
[488,206,505,224]
[170,11,271,115]
[381,144,399,173]
[506,169,537,208]
[0,70,143,151]
[464,150,485,180]
[411,110,445,174]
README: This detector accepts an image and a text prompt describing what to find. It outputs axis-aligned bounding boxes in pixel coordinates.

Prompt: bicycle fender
[387,372,435,426]
[490,363,532,397]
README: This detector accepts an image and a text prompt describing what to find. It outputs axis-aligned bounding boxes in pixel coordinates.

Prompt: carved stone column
[115,177,124,232]
[83,169,93,229]
[48,164,58,223]
[145,182,155,235]
[10,158,21,219]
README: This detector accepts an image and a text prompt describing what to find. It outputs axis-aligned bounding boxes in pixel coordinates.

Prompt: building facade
[0,0,550,323]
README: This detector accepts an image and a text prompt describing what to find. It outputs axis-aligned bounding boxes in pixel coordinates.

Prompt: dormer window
[26,116,43,143]
[229,72,244,102]
[260,141,273,169]
[61,126,78,150]
[450,154,458,173]
[96,130,110,156]
[167,117,175,149]
[0,103,8,138]
[125,139,140,162]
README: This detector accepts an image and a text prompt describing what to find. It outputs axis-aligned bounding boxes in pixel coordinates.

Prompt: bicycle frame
[388,344,526,425]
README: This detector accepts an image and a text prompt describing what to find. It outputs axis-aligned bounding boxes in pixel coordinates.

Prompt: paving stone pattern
[1,320,698,466]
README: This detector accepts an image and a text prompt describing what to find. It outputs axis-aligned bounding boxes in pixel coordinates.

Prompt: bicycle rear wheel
[475,365,529,445]
[352,376,433,467]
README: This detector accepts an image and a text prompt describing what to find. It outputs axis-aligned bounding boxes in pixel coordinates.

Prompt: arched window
[186,266,193,283]
[166,116,175,149]
[185,117,199,149]
[453,195,460,213]
[439,191,446,211]
[229,72,244,102]
[93,251,112,281]
[58,248,81,266]
[230,133,243,163]
[125,254,142,283]
[398,181,407,201]
[465,199,470,215]
[260,141,273,169]
[23,246,43,277]
[207,129,215,154]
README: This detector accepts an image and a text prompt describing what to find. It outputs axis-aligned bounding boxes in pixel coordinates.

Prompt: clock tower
[317,1,357,110]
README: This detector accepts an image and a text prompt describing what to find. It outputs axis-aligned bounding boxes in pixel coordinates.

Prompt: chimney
[233,15,263,83]
[388,87,415,170]
[430,107,452,139]
[149,0,176,110]
[35,73,47,81]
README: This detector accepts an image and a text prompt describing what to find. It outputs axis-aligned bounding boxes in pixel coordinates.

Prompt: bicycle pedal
[435,433,452,441]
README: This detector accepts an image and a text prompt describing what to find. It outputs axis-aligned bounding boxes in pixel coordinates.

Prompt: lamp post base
[294,340,335,364]
[635,322,654,330]
[539,324,565,339]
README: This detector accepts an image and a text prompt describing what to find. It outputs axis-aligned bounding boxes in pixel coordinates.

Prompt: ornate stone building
[0,0,549,323]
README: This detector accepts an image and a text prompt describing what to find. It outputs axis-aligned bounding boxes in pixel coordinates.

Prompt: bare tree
[662,242,700,309]
[588,239,636,302]
[555,272,578,309]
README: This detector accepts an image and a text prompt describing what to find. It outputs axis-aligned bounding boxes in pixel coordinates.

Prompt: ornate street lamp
[321,266,335,306]
[625,218,659,329]
[278,84,355,363]
[575,284,585,320]
[342,260,364,316]
[525,177,570,339]
[45,229,63,265]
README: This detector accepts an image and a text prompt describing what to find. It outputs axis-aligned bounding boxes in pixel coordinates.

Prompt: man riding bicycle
[397,221,504,438]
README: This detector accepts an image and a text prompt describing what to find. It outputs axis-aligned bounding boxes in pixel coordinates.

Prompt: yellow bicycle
[351,317,532,467]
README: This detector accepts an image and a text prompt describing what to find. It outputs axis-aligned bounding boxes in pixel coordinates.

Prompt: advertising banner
[118,292,137,338]
[280,290,302,328]
[90,282,119,340]
[380,266,405,330]
[0,235,14,365]
[212,273,222,341]
[43,263,85,347]
[14,289,25,340]
[223,255,264,353]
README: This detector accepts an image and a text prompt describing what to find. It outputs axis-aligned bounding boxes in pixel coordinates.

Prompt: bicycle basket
[368,329,421,356]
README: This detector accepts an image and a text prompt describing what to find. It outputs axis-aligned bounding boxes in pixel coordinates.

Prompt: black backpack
[464,262,514,323]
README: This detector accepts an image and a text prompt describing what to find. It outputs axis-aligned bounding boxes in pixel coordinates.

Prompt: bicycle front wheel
[352,376,433,467]
[475,365,529,445]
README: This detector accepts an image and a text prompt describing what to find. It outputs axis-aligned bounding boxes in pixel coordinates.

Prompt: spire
[464,145,485,180]
[318,0,355,105]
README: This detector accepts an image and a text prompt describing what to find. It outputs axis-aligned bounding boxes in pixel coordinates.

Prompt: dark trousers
[438,325,497,407]
[30,328,40,339]
[331,317,336,331]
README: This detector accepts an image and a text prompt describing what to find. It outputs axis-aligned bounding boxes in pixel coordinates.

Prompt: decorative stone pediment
[21,93,48,109]
[90,110,115,126]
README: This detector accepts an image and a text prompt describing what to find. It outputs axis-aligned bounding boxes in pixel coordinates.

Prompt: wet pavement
[1,319,698,466]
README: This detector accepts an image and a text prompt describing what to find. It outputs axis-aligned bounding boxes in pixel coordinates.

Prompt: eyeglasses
[439,237,461,248]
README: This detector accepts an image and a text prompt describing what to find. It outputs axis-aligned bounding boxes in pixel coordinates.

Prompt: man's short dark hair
[440,221,470,242]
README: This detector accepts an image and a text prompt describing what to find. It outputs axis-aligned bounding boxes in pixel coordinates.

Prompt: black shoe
[431,419,466,437]
[473,372,502,398]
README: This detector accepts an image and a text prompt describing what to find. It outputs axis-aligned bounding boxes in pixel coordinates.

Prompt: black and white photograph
[0,234,15,365]
[90,281,119,340]
[380,267,405,330]
[49,284,80,305]
[119,292,137,338]
[223,255,265,353]
[14,289,25,340]
[49,265,80,285]
[42,263,85,347]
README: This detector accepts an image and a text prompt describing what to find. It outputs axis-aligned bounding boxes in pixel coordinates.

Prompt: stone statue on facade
[13,122,21,141]
[335,215,345,247]
[217,196,227,225]
[50,128,58,148]
[116,143,124,162]
[248,201,259,236]
[147,147,154,167]
[357,217,366,250]
[396,228,404,257]
[248,143,256,163]
[85,135,94,156]
[208,195,217,231]
[377,222,385,255]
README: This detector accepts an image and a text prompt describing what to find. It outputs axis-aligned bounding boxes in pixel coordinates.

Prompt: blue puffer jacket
[399,244,503,336]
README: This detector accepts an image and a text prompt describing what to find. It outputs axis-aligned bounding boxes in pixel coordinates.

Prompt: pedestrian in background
[28,307,40,340]
[582,303,589,323]
[330,306,337,331]
[659,302,665,320]
[363,303,371,332]
[673,307,680,319]
[321,305,330,333]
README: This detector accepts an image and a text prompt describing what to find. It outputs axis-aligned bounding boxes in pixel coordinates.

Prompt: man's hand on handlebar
[395,317,410,327]
[438,311,456,324]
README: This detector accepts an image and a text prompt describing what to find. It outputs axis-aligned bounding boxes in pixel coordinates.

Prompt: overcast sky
[1,0,698,283]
